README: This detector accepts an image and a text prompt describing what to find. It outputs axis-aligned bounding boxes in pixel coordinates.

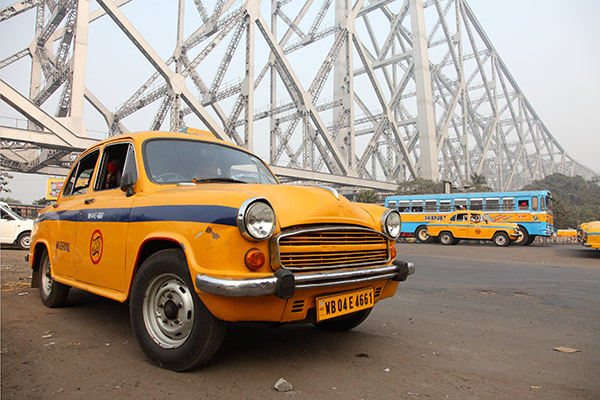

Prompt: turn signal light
[245,248,266,270]
[390,246,397,259]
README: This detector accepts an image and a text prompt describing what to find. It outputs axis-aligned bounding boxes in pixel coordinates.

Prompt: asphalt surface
[1,243,599,399]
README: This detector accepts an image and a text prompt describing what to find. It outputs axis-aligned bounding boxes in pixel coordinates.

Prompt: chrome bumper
[195,260,415,299]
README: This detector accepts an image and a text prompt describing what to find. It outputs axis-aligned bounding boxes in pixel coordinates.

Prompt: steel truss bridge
[0,0,597,192]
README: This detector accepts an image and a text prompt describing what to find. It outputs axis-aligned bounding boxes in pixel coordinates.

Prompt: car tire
[129,249,226,371]
[16,231,31,250]
[38,248,70,308]
[415,226,431,243]
[493,232,510,247]
[439,232,454,245]
[512,227,529,246]
[314,308,372,332]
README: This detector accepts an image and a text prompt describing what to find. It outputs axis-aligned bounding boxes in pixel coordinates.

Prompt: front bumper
[195,260,415,299]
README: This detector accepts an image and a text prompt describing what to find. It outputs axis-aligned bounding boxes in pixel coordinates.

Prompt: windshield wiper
[192,177,246,184]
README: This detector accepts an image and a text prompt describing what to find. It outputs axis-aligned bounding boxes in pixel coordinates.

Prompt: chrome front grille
[271,225,390,271]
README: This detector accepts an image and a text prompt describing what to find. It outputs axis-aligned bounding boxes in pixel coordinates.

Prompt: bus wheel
[439,232,454,245]
[525,235,536,245]
[415,226,431,243]
[513,227,529,246]
[493,232,510,247]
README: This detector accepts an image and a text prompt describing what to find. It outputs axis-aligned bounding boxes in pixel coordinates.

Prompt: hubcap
[41,258,53,297]
[143,274,195,349]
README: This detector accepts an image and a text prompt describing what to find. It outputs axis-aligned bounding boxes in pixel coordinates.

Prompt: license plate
[316,287,374,322]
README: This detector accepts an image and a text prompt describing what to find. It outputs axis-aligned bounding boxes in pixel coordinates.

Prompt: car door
[454,212,468,238]
[72,142,136,292]
[0,207,17,244]
[51,150,100,278]
[467,213,487,239]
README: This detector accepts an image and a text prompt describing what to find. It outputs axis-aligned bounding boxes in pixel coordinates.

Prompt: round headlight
[239,200,276,241]
[382,210,401,239]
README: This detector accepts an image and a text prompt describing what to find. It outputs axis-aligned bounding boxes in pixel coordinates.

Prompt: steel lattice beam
[0,0,596,189]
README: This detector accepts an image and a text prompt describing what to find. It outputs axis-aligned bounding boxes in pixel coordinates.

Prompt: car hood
[150,184,380,230]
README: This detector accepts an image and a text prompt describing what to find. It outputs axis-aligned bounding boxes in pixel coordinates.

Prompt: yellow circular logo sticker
[90,230,103,265]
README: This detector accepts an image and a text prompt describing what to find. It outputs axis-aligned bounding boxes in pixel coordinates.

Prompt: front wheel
[38,249,70,307]
[17,232,31,250]
[512,227,529,246]
[129,249,226,371]
[493,232,510,247]
[439,232,454,245]
[415,226,431,243]
[314,308,372,331]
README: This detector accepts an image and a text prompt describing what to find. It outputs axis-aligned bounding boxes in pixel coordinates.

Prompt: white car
[0,202,34,250]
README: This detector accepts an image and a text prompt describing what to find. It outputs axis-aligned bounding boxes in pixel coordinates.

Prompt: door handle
[84,198,96,205]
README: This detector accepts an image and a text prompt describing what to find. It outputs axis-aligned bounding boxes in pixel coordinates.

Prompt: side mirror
[120,144,138,197]
[120,171,136,197]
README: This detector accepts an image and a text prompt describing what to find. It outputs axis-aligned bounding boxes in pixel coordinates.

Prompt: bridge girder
[0,0,596,189]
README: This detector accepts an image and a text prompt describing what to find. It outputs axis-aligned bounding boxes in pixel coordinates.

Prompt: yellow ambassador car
[28,129,414,371]
[426,210,520,246]
[578,221,600,249]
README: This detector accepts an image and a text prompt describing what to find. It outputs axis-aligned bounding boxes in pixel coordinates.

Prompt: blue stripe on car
[35,205,238,227]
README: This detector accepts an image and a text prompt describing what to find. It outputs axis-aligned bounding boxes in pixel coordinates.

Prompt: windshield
[144,139,278,185]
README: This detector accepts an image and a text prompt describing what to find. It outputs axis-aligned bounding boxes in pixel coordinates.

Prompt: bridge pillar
[410,0,439,181]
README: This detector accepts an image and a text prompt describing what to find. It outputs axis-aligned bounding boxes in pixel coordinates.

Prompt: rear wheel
[129,249,226,371]
[493,232,510,247]
[415,226,431,243]
[525,235,536,245]
[17,232,31,250]
[38,249,70,307]
[439,231,454,245]
[314,308,372,332]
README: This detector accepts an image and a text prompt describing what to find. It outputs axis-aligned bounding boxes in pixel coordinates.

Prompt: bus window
[485,198,500,211]
[439,200,451,212]
[470,198,483,210]
[531,197,538,211]
[540,197,546,211]
[454,198,467,210]
[424,200,437,212]
[502,197,514,211]
[518,199,529,210]
[411,200,423,213]
[398,201,410,212]
[388,201,397,209]
[546,196,553,214]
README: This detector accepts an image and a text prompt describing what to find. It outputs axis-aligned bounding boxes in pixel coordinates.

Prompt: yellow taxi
[28,129,414,371]
[578,221,600,249]
[426,210,520,246]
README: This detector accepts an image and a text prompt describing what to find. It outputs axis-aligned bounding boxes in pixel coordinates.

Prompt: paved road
[1,244,599,399]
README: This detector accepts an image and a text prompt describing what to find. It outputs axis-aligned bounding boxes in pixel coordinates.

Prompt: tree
[33,197,52,206]
[466,173,491,192]
[396,178,444,195]
[522,173,600,228]
[0,196,21,204]
[355,189,379,203]
[1,171,13,193]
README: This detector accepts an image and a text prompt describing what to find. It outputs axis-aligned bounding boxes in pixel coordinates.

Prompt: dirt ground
[1,243,599,399]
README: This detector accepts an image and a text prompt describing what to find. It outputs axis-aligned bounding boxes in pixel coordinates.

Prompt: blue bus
[385,190,554,245]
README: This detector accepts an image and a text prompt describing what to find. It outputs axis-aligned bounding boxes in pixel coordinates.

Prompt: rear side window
[62,150,100,197]
[531,197,539,211]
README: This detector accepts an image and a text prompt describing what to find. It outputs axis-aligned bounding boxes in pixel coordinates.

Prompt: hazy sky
[2,0,599,204]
